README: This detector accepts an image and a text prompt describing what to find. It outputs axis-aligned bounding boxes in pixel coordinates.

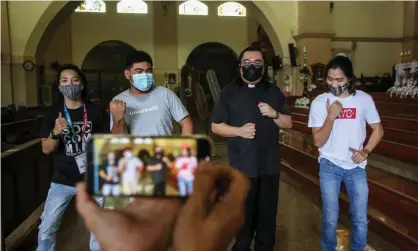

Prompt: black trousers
[232,175,280,251]
[153,182,166,196]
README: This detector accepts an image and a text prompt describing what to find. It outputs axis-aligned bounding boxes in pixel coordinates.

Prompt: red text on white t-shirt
[337,108,357,119]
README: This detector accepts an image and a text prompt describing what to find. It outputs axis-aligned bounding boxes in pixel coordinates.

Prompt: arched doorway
[81,40,136,106]
[186,42,237,103]
[181,42,237,134]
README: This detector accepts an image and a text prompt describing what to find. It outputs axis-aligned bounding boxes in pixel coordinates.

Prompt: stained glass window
[218,2,246,17]
[75,0,106,13]
[117,0,148,14]
[179,0,208,16]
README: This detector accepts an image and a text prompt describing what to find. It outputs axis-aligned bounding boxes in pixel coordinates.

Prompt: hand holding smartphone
[86,135,212,198]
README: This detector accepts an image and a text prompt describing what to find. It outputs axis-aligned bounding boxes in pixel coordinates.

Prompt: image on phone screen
[87,136,211,198]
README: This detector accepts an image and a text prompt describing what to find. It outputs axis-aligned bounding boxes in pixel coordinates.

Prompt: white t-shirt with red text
[308,90,381,169]
[175,156,198,180]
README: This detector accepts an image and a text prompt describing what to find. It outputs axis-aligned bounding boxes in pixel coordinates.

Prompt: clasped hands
[76,161,249,251]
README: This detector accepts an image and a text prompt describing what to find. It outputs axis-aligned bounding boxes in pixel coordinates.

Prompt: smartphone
[86,135,212,198]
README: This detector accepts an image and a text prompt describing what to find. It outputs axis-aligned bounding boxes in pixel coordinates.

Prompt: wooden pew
[1,140,53,251]
[1,116,44,150]
[288,106,418,165]
[279,130,418,250]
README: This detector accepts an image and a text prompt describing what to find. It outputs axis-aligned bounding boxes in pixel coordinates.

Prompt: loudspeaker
[272,55,283,71]
[288,43,297,67]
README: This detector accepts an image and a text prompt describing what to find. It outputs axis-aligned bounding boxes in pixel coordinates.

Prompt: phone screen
[86,135,211,198]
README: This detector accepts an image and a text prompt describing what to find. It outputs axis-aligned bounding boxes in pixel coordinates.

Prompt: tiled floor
[27,143,401,251]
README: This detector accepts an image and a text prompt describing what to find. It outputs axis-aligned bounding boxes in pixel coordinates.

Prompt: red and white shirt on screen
[308,90,381,169]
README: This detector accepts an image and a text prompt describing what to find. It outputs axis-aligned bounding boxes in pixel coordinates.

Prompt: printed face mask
[132,73,154,91]
[58,84,84,100]
[328,82,350,96]
[124,152,132,158]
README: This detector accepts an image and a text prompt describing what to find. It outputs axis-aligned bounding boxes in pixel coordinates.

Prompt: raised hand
[326,98,343,121]
[53,112,68,135]
[239,123,256,139]
[349,147,368,164]
[109,99,126,122]
[258,102,278,119]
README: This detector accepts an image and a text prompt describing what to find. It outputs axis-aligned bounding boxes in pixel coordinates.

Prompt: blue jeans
[37,183,104,251]
[177,178,193,196]
[319,158,369,251]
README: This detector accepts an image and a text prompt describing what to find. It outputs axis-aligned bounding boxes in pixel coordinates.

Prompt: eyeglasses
[241,59,264,68]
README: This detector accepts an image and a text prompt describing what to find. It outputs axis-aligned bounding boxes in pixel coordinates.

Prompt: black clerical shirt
[211,81,291,177]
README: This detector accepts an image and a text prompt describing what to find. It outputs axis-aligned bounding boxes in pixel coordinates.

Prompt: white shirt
[122,157,143,181]
[308,90,381,169]
[175,156,198,180]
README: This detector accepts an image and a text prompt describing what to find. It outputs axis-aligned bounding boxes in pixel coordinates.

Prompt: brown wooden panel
[372,140,418,166]
[1,140,53,246]
[381,116,418,132]
[366,127,418,147]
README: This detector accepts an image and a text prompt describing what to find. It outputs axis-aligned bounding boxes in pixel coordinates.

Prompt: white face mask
[124,152,132,158]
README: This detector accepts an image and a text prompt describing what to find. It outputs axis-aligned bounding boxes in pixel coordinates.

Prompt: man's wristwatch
[272,111,279,119]
[49,130,59,140]
[361,149,371,155]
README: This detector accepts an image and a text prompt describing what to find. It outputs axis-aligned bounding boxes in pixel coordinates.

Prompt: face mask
[241,65,264,83]
[124,152,132,158]
[58,84,84,100]
[132,73,154,91]
[328,82,350,96]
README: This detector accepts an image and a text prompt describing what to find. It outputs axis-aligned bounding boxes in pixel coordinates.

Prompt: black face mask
[241,65,263,82]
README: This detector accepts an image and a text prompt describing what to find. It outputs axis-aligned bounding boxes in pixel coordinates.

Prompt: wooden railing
[1,139,53,250]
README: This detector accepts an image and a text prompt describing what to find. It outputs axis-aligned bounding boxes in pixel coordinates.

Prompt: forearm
[179,116,193,136]
[211,123,240,138]
[313,117,335,148]
[41,137,59,155]
[274,114,292,129]
[364,125,384,152]
[111,119,128,134]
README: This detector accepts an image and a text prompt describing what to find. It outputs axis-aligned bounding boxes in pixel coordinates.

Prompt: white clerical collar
[248,84,256,88]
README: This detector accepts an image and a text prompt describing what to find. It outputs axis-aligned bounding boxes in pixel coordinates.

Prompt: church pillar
[153,2,179,86]
[402,1,418,62]
[1,1,14,106]
[293,1,333,95]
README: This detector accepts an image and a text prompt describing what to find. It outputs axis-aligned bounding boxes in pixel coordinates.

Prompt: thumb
[326,98,330,108]
[75,183,104,226]
[348,147,358,153]
[58,112,63,118]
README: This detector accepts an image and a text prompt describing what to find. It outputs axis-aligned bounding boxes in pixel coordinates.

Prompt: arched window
[75,0,106,13]
[218,2,246,17]
[179,0,208,16]
[117,0,148,14]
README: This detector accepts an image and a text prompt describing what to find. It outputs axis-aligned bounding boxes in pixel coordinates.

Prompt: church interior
[1,0,418,250]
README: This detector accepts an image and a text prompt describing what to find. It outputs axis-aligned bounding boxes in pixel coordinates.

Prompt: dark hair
[235,46,271,88]
[326,56,356,95]
[54,64,88,103]
[125,50,153,70]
